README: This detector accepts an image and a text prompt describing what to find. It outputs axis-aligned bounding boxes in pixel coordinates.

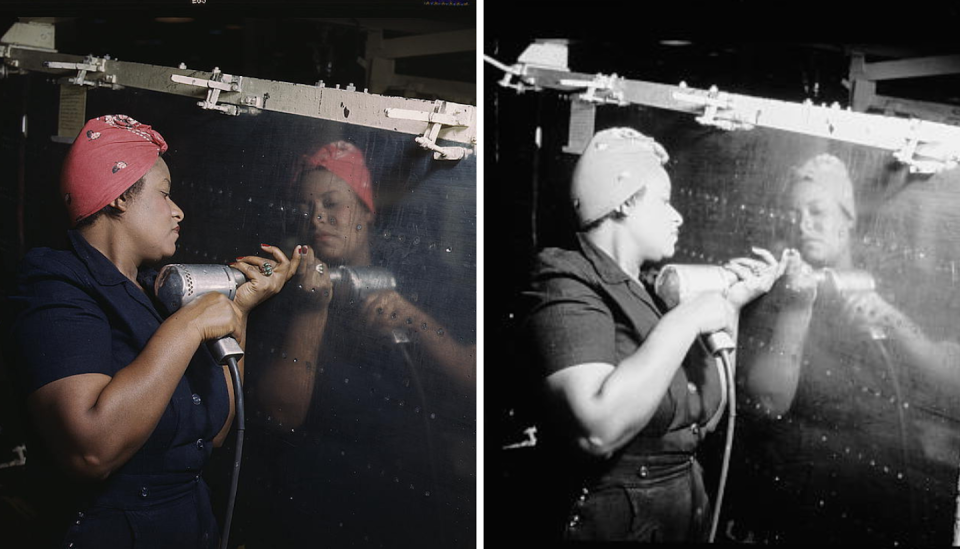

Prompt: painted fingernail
[236,257,244,261]
[261,243,272,248]
[300,245,308,255]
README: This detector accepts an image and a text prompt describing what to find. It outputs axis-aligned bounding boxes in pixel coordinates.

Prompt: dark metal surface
[490,91,960,545]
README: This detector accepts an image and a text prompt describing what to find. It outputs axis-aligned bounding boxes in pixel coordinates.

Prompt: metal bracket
[558,72,627,105]
[502,426,538,450]
[44,55,119,89]
[171,67,242,116]
[385,100,471,160]
[674,84,755,131]
[893,118,959,174]
[483,54,538,93]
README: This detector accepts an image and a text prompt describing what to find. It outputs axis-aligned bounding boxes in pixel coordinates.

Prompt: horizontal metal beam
[859,54,960,81]
[2,46,476,145]
[513,64,960,172]
[378,29,476,59]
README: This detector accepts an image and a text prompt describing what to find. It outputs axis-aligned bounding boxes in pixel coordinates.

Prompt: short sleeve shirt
[523,233,722,452]
[9,230,230,477]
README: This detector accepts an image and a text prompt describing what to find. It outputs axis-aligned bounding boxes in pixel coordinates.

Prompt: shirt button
[687,382,698,394]
[691,424,701,437]
[639,465,649,478]
[196,439,205,450]
[140,487,149,498]
[192,393,202,405]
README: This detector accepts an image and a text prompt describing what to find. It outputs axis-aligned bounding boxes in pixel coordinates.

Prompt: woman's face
[122,157,183,262]
[624,167,683,263]
[300,169,373,265]
[789,179,853,268]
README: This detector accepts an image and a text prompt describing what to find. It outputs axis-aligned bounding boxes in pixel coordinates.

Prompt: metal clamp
[483,54,538,93]
[674,84,755,131]
[558,72,627,105]
[502,426,538,450]
[893,119,960,174]
[44,55,118,88]
[385,100,471,160]
[171,67,242,116]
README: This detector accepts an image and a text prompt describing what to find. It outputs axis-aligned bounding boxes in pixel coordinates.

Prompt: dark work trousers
[563,453,711,542]
[59,472,219,549]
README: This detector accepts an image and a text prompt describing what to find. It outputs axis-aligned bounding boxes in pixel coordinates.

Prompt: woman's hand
[231,244,302,314]
[360,290,423,340]
[177,291,245,343]
[838,290,915,341]
[774,249,820,310]
[679,291,738,337]
[286,245,335,311]
[722,246,789,309]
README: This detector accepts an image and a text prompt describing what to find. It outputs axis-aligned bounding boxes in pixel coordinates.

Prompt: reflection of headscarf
[61,114,168,226]
[297,140,375,214]
[790,153,856,220]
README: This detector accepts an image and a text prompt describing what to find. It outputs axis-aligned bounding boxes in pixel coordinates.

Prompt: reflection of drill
[815,268,875,296]
[329,266,407,343]
[329,266,397,305]
[814,268,885,340]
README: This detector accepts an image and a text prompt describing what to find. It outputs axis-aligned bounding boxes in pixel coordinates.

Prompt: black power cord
[709,348,736,543]
[220,355,245,549]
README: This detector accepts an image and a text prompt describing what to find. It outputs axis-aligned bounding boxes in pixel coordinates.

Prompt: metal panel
[492,78,960,547]
[2,63,476,548]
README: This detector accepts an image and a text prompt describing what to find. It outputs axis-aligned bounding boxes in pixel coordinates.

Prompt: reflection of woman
[250,141,475,548]
[523,128,782,542]
[8,115,299,548]
[742,153,959,544]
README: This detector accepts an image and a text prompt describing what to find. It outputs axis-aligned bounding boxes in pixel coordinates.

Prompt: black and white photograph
[485,5,960,546]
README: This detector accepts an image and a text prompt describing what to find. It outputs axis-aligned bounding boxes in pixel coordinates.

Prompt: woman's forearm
[744,306,812,416]
[254,310,329,429]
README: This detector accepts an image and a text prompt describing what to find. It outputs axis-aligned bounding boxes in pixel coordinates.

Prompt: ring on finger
[261,262,274,277]
[315,263,325,275]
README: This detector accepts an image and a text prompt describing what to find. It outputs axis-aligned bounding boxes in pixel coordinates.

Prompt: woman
[8,115,301,548]
[522,127,784,542]
[247,140,475,548]
[741,153,960,545]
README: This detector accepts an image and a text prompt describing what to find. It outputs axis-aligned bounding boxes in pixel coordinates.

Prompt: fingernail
[300,245,308,254]
[236,257,244,261]
[261,243,272,248]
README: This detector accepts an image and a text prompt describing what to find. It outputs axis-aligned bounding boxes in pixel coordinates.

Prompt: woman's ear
[108,195,128,213]
[361,205,375,227]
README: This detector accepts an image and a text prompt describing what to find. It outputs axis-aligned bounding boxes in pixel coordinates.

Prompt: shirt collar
[68,229,131,287]
[576,232,633,285]
[576,232,661,312]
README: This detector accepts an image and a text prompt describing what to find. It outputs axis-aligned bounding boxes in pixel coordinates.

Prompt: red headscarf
[61,114,168,225]
[297,140,375,214]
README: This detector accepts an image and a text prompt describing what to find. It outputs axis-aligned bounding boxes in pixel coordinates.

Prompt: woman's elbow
[575,415,650,458]
[65,452,117,481]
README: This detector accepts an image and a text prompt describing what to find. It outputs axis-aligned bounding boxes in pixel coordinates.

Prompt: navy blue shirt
[9,230,229,548]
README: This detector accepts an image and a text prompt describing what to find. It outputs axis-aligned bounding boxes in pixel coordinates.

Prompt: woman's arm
[252,246,332,430]
[743,252,817,416]
[29,291,242,480]
[545,292,734,457]
[213,244,300,445]
[359,291,476,395]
